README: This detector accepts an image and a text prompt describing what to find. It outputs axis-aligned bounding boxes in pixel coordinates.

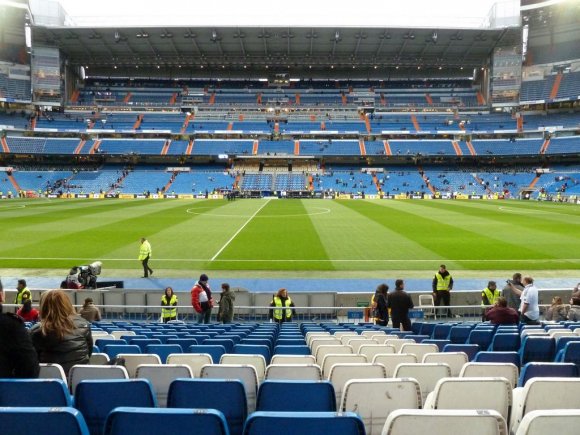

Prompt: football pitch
[0,198,579,276]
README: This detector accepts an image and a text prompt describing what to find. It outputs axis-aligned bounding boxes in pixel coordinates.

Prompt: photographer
[501,273,524,312]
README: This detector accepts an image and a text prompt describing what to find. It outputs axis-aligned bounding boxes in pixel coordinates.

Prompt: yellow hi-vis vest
[15,288,31,305]
[481,288,500,306]
[138,241,152,261]
[273,296,292,320]
[161,295,178,318]
[435,273,451,291]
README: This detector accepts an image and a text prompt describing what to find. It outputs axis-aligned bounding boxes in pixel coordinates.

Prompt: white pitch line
[210,199,272,261]
[0,257,579,263]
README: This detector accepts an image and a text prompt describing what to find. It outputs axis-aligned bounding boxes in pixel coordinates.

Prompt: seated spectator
[17,300,40,323]
[568,298,580,322]
[0,288,40,378]
[78,298,101,322]
[29,289,93,375]
[485,297,519,325]
[545,296,568,322]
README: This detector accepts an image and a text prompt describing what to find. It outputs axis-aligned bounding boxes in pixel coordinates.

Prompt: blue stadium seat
[489,333,520,352]
[519,336,556,364]
[473,351,520,367]
[204,339,235,353]
[411,322,423,335]
[272,345,311,356]
[555,336,580,356]
[467,330,494,351]
[104,407,229,435]
[146,344,183,363]
[419,323,437,337]
[95,338,127,349]
[104,344,141,359]
[256,381,335,412]
[517,362,578,387]
[168,379,246,435]
[555,341,580,367]
[242,411,364,435]
[443,344,479,361]
[74,379,157,435]
[0,379,71,407]
[242,338,274,351]
[432,324,453,340]
[0,407,89,435]
[275,338,307,346]
[151,334,179,344]
[129,338,162,352]
[234,344,272,364]
[189,345,227,363]
[448,326,472,344]
[166,338,199,352]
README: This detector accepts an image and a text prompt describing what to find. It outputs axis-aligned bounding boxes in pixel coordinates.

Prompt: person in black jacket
[372,284,389,327]
[388,279,414,331]
[0,289,40,378]
[29,289,93,375]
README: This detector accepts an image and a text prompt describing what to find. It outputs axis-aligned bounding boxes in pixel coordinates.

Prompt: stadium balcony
[192,140,254,155]
[97,139,166,155]
[470,138,543,156]
[258,140,295,155]
[299,140,360,156]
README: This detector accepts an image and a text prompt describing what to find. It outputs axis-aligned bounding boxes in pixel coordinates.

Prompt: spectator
[520,276,540,325]
[29,290,93,375]
[138,237,154,278]
[0,288,40,378]
[388,279,414,331]
[501,273,524,311]
[191,274,213,324]
[269,288,295,323]
[14,279,31,312]
[485,297,519,325]
[17,300,39,323]
[568,297,580,322]
[371,284,389,327]
[217,283,235,324]
[161,287,178,323]
[545,296,568,322]
[432,264,453,317]
[78,298,101,322]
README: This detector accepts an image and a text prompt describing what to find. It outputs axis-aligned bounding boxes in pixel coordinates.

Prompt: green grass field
[0,198,579,275]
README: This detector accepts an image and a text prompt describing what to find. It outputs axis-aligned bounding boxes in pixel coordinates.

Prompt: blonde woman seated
[29,289,93,375]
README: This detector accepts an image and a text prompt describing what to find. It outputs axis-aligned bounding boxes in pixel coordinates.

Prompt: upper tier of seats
[3,136,579,157]
[15,111,577,135]
[521,71,580,103]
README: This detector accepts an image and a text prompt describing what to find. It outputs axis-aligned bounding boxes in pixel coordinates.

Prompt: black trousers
[142,255,153,277]
[392,317,412,332]
[434,291,452,317]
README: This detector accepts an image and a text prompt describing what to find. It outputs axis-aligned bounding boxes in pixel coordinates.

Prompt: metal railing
[2,303,563,324]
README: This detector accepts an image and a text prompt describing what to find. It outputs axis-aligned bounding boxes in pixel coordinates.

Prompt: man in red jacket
[485,297,519,325]
[191,274,214,324]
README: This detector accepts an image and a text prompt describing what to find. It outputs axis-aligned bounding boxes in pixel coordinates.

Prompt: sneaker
[150,270,154,276]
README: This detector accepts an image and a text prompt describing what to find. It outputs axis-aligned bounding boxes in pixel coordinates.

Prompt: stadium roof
[32,25,521,78]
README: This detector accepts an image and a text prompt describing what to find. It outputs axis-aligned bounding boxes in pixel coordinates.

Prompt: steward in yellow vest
[269,288,295,323]
[161,287,178,322]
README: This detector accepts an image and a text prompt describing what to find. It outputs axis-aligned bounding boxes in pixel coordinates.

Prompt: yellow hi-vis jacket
[138,240,152,261]
[161,294,178,318]
[435,272,451,291]
[273,296,292,320]
[481,287,500,306]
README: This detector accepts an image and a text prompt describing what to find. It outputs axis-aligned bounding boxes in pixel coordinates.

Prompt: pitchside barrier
[2,291,575,323]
